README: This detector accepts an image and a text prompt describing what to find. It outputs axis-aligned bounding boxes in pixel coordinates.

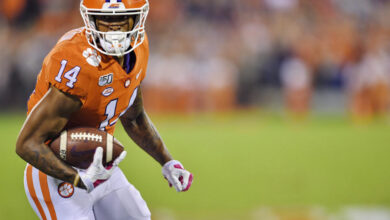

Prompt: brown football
[49,127,124,169]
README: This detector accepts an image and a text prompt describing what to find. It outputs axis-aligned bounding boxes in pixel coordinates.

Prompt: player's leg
[24,164,95,220]
[24,164,43,219]
[92,169,151,220]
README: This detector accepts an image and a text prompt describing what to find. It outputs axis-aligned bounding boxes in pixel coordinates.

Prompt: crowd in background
[1,0,390,118]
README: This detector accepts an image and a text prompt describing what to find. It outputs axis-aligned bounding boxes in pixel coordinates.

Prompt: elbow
[15,139,25,158]
[15,137,31,159]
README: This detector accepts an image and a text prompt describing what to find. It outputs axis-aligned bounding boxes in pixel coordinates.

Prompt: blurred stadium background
[1,0,390,219]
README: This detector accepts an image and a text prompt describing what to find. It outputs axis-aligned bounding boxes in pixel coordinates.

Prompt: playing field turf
[0,110,389,219]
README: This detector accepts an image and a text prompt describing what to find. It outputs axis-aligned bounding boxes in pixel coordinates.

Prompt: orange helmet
[80,0,149,56]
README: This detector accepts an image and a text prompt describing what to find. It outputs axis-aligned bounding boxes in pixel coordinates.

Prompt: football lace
[70,132,103,142]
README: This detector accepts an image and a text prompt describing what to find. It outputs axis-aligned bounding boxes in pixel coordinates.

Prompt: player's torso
[67,59,142,134]
[28,28,148,134]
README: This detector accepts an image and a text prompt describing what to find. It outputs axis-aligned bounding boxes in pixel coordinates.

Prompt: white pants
[24,164,151,220]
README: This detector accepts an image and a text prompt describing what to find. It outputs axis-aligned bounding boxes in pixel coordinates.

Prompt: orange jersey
[27,28,149,135]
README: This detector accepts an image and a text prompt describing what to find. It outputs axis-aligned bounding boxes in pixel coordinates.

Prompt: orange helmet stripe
[82,0,147,9]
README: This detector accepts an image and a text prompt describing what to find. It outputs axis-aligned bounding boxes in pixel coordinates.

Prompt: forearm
[121,111,172,166]
[16,140,85,188]
[16,87,87,188]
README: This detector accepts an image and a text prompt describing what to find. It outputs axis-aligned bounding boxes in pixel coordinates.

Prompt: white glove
[162,160,193,192]
[79,147,127,193]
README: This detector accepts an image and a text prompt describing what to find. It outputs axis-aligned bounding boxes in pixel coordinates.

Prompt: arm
[120,87,193,192]
[16,86,85,188]
[120,87,172,165]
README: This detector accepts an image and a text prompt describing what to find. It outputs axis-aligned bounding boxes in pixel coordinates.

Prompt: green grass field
[1,110,390,219]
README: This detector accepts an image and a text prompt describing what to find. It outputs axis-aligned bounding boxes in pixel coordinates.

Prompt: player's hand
[79,147,127,192]
[162,160,193,192]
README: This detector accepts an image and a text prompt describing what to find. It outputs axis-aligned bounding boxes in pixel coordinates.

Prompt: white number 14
[55,60,81,88]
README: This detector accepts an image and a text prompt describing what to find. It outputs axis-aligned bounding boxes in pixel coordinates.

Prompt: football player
[15,0,193,219]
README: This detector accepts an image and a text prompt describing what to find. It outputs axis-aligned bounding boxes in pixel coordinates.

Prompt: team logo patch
[99,73,113,86]
[83,48,101,67]
[102,87,114,96]
[58,182,74,198]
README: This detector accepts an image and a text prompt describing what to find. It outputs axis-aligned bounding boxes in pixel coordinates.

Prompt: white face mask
[98,31,131,56]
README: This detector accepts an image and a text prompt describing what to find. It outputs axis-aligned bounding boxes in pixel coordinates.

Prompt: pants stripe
[39,171,57,220]
[26,165,47,220]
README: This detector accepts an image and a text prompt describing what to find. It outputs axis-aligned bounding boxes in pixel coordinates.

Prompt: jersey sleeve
[41,47,89,104]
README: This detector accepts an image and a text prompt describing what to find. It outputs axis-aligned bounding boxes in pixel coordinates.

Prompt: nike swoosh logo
[70,146,97,157]
[136,69,142,79]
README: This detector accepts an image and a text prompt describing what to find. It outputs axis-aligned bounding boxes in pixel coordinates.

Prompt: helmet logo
[103,0,125,9]
[83,48,102,67]
[109,4,120,8]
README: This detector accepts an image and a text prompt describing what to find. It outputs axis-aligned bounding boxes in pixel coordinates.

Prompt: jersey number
[55,60,81,88]
[99,99,118,129]
[99,87,139,130]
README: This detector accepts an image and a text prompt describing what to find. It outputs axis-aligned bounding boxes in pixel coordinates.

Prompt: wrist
[162,160,179,167]
[159,155,174,166]
[72,173,84,189]
[162,160,184,172]
[74,175,87,190]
